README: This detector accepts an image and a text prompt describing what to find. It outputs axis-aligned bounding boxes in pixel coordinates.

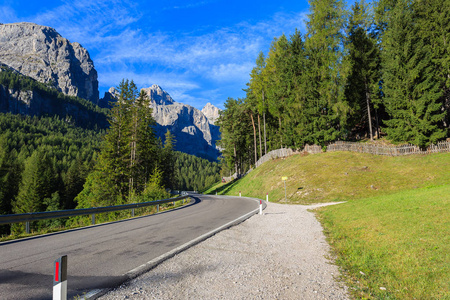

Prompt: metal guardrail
[0,195,189,233]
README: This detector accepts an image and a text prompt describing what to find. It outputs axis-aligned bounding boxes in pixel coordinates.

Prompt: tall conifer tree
[302,0,348,146]
[344,0,381,140]
[382,0,445,147]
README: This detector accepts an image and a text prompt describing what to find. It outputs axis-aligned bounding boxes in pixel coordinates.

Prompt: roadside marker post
[53,255,68,300]
[266,192,269,202]
[282,177,288,202]
[259,200,263,215]
[239,191,241,197]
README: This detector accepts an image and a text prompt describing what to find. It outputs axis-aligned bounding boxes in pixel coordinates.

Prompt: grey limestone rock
[0,22,99,103]
[201,102,221,125]
[141,84,174,105]
[142,85,220,160]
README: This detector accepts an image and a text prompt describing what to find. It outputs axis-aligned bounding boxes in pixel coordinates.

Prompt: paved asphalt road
[0,194,258,299]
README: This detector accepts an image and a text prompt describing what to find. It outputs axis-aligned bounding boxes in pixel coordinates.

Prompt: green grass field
[205,152,450,299]
[206,152,450,204]
[318,185,449,299]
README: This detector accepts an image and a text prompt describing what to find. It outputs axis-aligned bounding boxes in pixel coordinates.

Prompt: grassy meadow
[205,151,450,299]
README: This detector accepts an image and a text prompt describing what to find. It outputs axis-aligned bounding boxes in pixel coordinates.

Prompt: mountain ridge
[0,22,99,103]
[0,22,221,160]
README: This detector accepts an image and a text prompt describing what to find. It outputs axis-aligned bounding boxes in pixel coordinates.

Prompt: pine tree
[12,149,56,233]
[301,0,348,146]
[344,0,382,140]
[382,0,446,147]
[414,0,450,131]
[129,89,158,194]
[265,34,292,148]
[96,79,134,203]
[14,149,56,215]
[160,130,177,190]
[248,52,268,155]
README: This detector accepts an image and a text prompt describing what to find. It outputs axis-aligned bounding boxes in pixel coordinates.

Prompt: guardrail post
[53,255,67,300]
[131,208,135,217]
[157,204,159,212]
[25,221,30,234]
[91,214,95,225]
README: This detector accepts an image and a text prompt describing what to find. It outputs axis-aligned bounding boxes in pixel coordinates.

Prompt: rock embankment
[100,202,349,299]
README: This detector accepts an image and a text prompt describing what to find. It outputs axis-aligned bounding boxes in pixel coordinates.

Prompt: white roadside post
[53,255,68,300]
[282,177,288,202]
[259,200,263,215]
[239,191,241,197]
[266,192,269,202]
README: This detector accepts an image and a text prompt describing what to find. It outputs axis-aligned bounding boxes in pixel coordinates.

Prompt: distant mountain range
[0,22,221,160]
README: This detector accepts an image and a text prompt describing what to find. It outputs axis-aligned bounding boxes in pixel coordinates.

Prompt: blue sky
[1,0,311,110]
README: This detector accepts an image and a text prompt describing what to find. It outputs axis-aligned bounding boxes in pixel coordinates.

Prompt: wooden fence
[255,148,295,168]
[327,140,450,156]
[222,140,450,181]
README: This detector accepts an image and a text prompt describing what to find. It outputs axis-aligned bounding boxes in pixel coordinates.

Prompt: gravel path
[99,202,349,300]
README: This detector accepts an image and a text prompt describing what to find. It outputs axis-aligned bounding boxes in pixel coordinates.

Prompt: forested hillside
[175,152,221,191]
[0,65,109,129]
[0,79,222,235]
[0,113,103,234]
[218,0,449,175]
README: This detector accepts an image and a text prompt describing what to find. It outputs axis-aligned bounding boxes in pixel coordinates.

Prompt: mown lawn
[207,152,450,205]
[317,185,449,299]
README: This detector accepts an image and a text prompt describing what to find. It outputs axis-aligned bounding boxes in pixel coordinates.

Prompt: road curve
[0,194,259,300]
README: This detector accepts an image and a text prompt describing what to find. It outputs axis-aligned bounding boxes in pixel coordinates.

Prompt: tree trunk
[250,113,257,165]
[262,90,267,155]
[375,108,380,139]
[263,112,267,155]
[365,81,373,141]
[258,114,262,158]
[233,144,238,176]
[279,116,282,148]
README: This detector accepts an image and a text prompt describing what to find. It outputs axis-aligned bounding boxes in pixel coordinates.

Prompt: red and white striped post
[259,200,263,215]
[53,255,68,300]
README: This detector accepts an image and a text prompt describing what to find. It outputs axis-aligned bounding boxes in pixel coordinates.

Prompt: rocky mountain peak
[139,85,220,160]
[201,102,221,125]
[141,84,174,105]
[0,22,99,103]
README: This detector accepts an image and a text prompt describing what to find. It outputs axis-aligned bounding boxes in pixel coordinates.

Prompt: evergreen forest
[218,0,450,175]
[0,79,220,236]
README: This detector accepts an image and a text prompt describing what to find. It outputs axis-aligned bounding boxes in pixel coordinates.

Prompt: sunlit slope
[208,152,450,204]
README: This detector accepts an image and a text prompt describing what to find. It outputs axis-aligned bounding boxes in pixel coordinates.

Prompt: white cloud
[2,0,310,109]
[0,6,17,23]
[209,62,254,82]
[164,0,217,10]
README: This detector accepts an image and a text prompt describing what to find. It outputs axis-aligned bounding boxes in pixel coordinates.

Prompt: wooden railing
[327,140,450,156]
[223,140,450,181]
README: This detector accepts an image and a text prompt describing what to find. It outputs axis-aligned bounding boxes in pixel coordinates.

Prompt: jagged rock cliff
[201,102,221,125]
[0,64,108,129]
[0,22,99,103]
[142,85,220,161]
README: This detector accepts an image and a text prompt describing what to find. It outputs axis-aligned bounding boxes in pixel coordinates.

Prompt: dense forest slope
[0,65,109,129]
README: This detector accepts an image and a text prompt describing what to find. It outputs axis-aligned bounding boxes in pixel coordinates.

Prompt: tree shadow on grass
[209,178,242,195]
